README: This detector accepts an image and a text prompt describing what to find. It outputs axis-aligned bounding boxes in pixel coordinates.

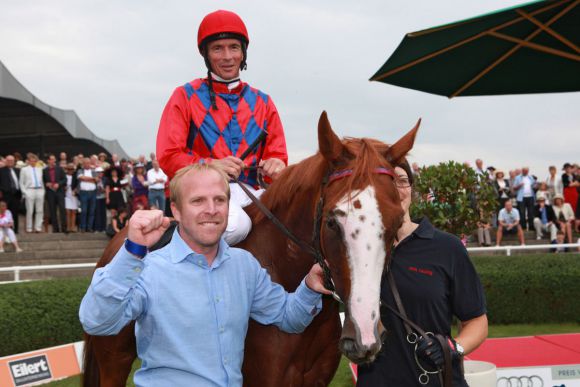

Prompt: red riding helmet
[197,10,249,52]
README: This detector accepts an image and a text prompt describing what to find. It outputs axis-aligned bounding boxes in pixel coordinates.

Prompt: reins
[382,270,453,387]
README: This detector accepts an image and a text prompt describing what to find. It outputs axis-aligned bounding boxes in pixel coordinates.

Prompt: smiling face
[171,168,229,257]
[206,38,243,80]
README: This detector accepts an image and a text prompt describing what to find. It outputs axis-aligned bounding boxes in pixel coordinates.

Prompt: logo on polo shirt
[9,355,52,386]
[407,266,433,276]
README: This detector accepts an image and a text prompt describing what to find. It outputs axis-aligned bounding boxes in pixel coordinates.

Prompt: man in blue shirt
[512,167,537,231]
[496,200,525,246]
[79,163,330,386]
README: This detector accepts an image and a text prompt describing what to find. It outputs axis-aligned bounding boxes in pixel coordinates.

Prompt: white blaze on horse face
[335,186,386,349]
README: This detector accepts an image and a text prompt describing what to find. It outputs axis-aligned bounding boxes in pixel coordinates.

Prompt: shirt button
[198,259,203,265]
[223,357,228,364]
[219,326,225,333]
[215,297,220,303]
[133,267,141,273]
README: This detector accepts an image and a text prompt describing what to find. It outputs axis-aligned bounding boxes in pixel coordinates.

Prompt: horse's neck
[239,202,316,292]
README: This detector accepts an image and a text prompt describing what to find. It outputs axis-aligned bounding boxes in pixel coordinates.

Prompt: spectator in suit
[0,155,22,233]
[496,200,525,246]
[77,157,97,232]
[0,200,23,253]
[512,167,536,231]
[43,154,67,233]
[19,153,45,233]
[533,194,557,242]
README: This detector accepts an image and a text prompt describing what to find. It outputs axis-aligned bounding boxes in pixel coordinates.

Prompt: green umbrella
[371,0,580,97]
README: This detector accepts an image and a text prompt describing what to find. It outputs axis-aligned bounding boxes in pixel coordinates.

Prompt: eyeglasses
[395,177,411,188]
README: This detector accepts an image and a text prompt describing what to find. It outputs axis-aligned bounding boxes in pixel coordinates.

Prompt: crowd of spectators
[466,159,579,249]
[1,151,578,253]
[0,151,168,251]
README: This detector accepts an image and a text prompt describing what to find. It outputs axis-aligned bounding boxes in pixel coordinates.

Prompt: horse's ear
[318,111,346,164]
[385,118,421,165]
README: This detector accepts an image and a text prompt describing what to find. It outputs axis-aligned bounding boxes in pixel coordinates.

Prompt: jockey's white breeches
[224,182,264,246]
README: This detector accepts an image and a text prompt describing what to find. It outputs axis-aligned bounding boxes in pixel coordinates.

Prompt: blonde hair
[170,163,230,209]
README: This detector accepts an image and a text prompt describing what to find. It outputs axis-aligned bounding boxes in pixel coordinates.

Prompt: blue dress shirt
[79,229,322,386]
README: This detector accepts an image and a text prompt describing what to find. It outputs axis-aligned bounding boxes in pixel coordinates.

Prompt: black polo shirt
[357,218,486,387]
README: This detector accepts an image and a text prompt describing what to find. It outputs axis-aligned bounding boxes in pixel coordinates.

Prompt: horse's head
[316,112,419,364]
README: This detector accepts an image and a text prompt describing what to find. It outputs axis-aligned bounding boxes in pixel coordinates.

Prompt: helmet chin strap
[210,72,241,85]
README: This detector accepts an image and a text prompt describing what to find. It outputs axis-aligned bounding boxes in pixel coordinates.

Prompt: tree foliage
[410,161,497,236]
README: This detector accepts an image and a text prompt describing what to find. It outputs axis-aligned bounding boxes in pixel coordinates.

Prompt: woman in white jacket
[553,194,575,243]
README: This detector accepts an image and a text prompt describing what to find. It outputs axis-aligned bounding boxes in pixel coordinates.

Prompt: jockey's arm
[261,98,287,158]
[157,87,205,179]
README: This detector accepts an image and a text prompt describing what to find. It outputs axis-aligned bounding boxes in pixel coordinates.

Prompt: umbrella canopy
[371,0,580,97]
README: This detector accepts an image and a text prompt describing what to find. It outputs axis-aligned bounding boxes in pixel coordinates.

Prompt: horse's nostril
[339,337,358,354]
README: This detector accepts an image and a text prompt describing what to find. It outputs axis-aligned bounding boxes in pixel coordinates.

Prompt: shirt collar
[169,227,231,267]
[411,217,435,239]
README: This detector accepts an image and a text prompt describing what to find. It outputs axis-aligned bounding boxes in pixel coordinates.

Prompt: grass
[44,323,580,387]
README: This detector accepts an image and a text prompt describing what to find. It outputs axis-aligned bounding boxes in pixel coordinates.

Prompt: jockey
[157,9,288,245]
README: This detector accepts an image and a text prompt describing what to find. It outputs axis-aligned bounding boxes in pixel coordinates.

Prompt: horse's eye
[326,217,339,230]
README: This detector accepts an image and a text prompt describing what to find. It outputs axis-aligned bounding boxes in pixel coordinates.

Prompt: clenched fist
[127,210,171,247]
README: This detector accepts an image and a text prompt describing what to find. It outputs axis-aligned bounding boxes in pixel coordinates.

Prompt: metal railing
[467,242,580,256]
[0,242,579,284]
[0,262,96,284]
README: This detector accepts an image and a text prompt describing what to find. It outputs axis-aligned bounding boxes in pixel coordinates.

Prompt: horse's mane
[254,137,395,223]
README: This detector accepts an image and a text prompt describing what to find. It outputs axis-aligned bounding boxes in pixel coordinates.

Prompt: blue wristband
[125,239,147,258]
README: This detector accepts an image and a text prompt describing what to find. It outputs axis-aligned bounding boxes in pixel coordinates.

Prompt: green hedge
[0,277,90,357]
[1,254,579,356]
[473,253,580,324]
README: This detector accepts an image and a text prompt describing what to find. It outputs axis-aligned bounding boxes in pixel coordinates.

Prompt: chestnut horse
[82,112,419,386]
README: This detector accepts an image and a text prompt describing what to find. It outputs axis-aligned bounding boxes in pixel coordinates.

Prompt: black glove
[416,335,462,369]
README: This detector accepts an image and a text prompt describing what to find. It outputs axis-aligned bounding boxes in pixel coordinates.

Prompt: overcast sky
[1,0,578,178]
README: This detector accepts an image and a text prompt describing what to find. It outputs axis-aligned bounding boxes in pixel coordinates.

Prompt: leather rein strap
[384,270,453,387]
